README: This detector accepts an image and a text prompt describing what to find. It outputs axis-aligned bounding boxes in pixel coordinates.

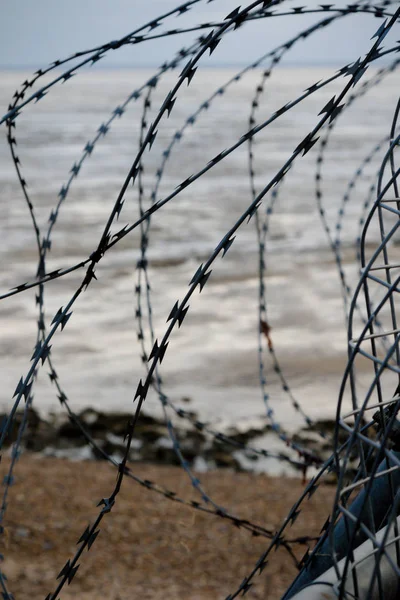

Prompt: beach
[0,454,335,599]
[0,65,393,598]
[0,67,397,433]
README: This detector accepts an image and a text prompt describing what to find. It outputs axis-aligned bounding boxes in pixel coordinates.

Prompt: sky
[0,0,398,68]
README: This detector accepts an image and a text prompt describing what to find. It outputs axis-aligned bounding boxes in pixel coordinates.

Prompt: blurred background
[0,0,399,458]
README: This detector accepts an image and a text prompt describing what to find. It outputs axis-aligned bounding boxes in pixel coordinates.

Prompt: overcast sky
[0,0,398,68]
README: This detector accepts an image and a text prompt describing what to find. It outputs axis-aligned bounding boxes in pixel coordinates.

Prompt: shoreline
[1,406,336,477]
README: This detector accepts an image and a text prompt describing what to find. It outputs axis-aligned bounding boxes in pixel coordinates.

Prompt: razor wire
[3,1,400,596]
[247,5,399,451]
[135,12,351,471]
[0,1,400,599]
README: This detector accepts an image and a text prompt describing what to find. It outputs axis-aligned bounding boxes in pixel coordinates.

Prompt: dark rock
[154,446,181,466]
[137,425,166,443]
[0,407,272,472]
[0,407,57,452]
[57,408,163,439]
[212,452,242,470]
[221,420,271,445]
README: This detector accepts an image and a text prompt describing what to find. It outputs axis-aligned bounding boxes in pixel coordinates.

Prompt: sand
[0,454,335,599]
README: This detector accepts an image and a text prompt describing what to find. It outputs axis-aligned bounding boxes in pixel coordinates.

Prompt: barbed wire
[1,0,400,598]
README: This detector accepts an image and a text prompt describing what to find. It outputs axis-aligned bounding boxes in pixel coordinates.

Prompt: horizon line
[0,61,382,71]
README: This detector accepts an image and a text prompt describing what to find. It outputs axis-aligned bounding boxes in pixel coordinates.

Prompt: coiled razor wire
[1,1,400,598]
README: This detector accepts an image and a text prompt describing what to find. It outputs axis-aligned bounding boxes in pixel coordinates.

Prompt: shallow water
[0,66,398,449]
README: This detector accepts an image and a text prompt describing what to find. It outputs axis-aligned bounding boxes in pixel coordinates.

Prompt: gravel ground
[0,455,335,599]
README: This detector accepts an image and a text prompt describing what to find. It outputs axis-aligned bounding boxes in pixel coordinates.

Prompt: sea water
[0,66,398,448]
